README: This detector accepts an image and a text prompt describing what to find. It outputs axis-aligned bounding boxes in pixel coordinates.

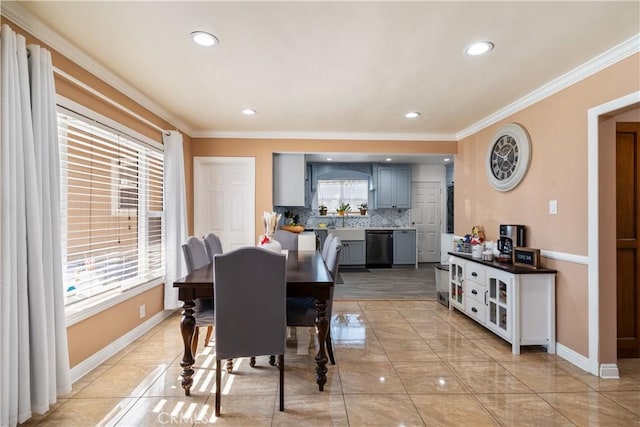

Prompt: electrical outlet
[549,200,558,215]
[139,304,146,319]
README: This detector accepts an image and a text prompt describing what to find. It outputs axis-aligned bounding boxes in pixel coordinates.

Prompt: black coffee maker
[498,224,526,257]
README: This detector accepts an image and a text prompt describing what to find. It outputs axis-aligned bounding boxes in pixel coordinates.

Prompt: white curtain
[163,130,188,309]
[1,24,72,426]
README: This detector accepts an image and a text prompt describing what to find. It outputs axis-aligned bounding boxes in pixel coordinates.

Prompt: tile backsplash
[276,207,411,229]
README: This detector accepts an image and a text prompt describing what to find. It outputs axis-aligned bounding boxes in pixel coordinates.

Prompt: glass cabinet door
[449,259,465,309]
[487,271,511,340]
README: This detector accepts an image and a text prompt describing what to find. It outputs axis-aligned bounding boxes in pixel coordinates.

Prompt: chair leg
[278,354,284,411]
[204,326,213,346]
[326,331,336,365]
[269,355,276,366]
[192,327,200,356]
[215,359,221,417]
[226,359,234,373]
[249,356,256,367]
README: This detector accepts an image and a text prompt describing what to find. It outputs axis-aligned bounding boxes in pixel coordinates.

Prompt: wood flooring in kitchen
[335,262,437,300]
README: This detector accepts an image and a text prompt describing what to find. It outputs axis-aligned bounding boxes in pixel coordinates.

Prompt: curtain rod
[53,67,170,136]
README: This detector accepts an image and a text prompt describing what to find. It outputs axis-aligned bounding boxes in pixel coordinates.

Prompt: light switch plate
[549,200,558,215]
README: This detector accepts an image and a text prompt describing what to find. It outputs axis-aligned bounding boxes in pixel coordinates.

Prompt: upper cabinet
[273,153,307,207]
[376,165,411,208]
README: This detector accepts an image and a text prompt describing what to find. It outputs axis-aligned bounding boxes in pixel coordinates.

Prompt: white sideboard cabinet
[448,252,557,355]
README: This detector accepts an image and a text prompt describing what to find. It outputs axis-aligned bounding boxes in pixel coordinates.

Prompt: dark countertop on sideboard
[448,252,557,275]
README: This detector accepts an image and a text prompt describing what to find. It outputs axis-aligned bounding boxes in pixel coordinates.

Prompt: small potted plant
[318,204,327,216]
[336,202,351,216]
[358,203,368,215]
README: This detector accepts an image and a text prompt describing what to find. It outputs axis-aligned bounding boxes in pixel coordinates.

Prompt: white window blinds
[57,108,164,306]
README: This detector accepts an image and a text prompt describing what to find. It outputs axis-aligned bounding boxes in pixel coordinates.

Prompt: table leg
[179,299,196,396]
[314,298,329,391]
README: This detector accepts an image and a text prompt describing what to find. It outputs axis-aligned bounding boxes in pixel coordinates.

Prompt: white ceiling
[5,1,640,146]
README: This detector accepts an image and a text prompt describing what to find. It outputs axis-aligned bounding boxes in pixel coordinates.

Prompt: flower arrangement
[318,204,328,216]
[358,203,368,215]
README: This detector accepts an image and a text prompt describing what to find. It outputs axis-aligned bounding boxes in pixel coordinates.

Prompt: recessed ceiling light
[405,111,421,119]
[385,158,392,162]
[444,158,451,162]
[191,31,218,47]
[464,41,494,56]
[241,108,257,115]
[326,157,332,161]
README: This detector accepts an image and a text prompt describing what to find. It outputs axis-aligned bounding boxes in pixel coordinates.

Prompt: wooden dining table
[172,249,334,395]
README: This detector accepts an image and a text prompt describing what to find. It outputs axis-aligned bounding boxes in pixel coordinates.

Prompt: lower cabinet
[448,254,556,355]
[393,229,416,266]
[340,240,365,266]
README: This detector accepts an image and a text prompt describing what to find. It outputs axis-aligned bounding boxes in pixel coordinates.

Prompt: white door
[411,181,441,263]
[194,157,255,251]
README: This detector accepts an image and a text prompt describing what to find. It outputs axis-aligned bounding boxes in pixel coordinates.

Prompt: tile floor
[21,299,640,426]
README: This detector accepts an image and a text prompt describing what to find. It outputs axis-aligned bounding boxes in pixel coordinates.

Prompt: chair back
[181,236,209,273]
[324,236,342,282]
[214,247,287,360]
[203,232,223,262]
[321,233,336,261]
[272,229,299,250]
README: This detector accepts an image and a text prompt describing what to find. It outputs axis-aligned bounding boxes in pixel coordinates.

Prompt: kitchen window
[317,179,368,213]
[58,106,164,308]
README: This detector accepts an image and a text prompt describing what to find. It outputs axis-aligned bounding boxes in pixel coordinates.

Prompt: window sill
[65,277,164,327]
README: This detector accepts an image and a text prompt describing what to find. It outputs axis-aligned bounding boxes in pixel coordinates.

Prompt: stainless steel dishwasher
[365,230,393,268]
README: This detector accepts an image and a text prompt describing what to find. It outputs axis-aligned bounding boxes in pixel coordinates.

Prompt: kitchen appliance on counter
[497,224,526,259]
[366,230,393,268]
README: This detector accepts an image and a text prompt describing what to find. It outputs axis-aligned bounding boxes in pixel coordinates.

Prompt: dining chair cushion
[321,233,335,261]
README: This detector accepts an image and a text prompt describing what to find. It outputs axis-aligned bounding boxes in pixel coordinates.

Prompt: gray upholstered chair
[286,236,341,365]
[181,236,214,356]
[272,229,298,250]
[321,232,336,261]
[203,232,223,262]
[213,247,287,416]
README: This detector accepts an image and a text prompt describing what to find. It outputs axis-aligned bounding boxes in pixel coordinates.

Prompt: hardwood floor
[335,263,437,300]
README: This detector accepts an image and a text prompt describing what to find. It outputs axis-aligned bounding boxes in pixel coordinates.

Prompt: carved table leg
[179,300,196,396]
[314,298,329,391]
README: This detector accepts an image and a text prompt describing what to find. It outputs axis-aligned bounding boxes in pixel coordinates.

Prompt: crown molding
[191,130,458,141]
[1,2,193,136]
[456,34,640,140]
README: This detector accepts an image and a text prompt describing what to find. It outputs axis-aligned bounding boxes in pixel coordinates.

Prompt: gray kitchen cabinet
[340,240,366,266]
[393,229,416,265]
[273,153,306,206]
[377,165,411,208]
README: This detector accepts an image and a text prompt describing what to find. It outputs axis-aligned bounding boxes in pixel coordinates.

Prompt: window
[58,107,164,306]
[317,179,368,213]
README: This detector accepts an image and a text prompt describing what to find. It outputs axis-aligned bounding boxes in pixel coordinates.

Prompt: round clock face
[486,123,531,192]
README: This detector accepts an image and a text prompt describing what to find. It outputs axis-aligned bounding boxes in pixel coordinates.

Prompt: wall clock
[486,123,532,192]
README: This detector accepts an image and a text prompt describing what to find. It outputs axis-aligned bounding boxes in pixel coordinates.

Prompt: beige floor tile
[115,395,208,426]
[339,361,406,394]
[36,397,136,426]
[344,394,425,427]
[448,361,531,393]
[272,394,349,426]
[411,394,499,426]
[284,364,343,395]
[476,393,575,426]
[142,364,192,398]
[539,391,640,425]
[389,300,436,311]
[200,395,276,425]
[333,301,364,312]
[378,338,441,362]
[59,364,111,398]
[500,361,593,392]
[369,321,422,340]
[362,309,407,324]
[394,361,468,394]
[74,364,167,398]
[358,301,396,311]
[604,391,640,416]
[333,338,390,363]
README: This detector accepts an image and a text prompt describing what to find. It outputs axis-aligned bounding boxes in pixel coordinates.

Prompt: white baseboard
[599,363,620,379]
[556,343,593,374]
[70,309,176,383]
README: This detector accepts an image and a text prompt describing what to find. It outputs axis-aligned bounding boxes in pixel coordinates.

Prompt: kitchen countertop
[314,226,417,230]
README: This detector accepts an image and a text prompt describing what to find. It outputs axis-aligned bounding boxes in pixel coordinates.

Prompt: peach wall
[455,54,640,359]
[66,286,164,367]
[190,138,456,238]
